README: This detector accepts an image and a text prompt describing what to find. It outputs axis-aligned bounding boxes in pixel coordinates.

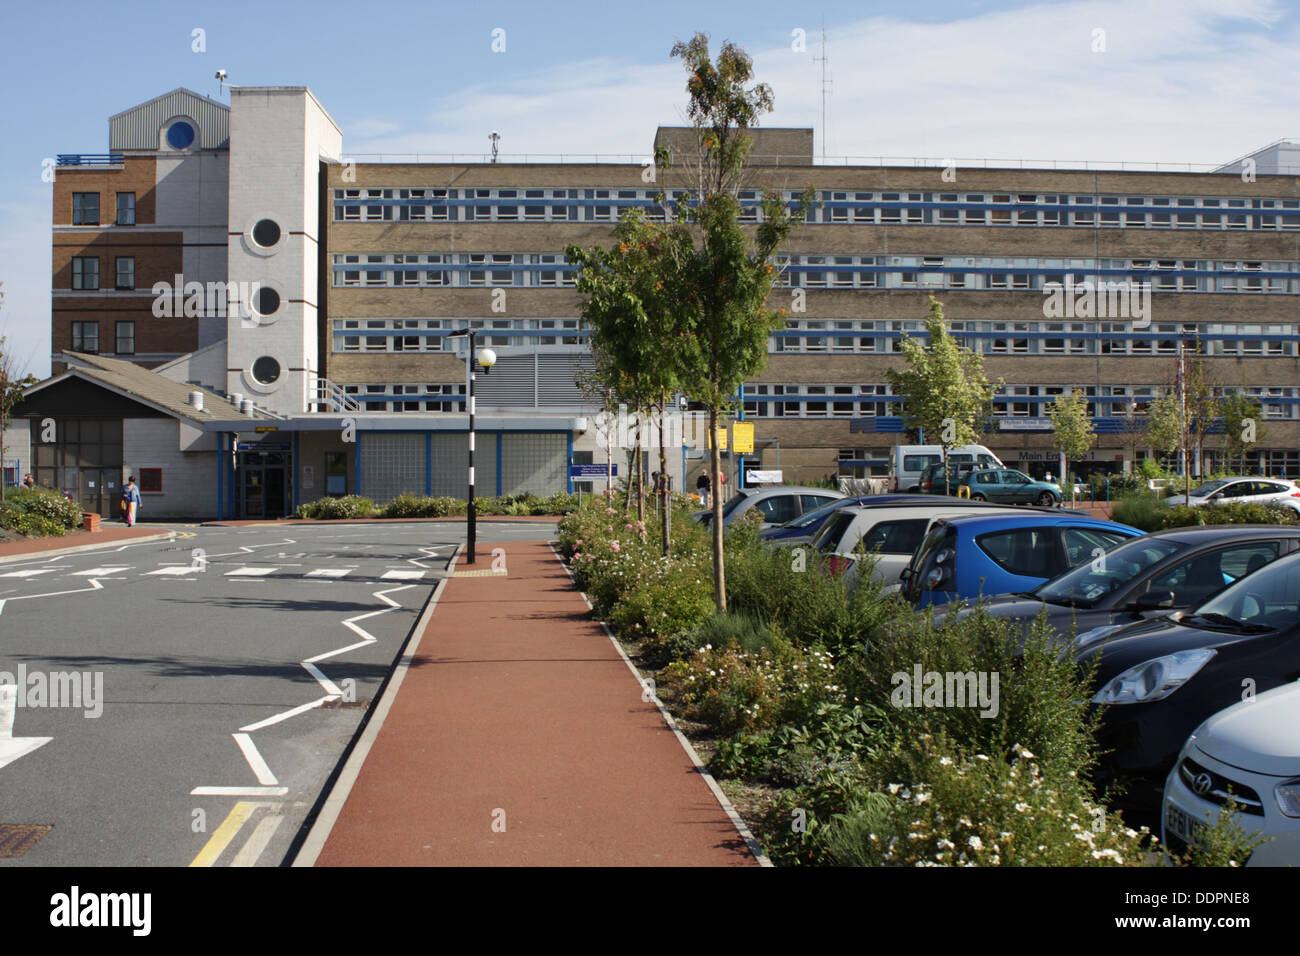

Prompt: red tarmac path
[311,540,761,867]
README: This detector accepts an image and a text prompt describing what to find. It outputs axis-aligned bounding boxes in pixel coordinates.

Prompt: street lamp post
[447,328,496,564]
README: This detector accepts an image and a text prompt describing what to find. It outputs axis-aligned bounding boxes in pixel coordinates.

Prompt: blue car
[899,512,1144,607]
[759,494,936,545]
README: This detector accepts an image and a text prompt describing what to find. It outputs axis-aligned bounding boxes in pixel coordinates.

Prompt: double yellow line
[189,801,283,867]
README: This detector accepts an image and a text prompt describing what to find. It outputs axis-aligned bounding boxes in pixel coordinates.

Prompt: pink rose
[611,541,621,552]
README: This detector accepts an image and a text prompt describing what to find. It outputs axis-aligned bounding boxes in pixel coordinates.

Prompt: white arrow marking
[0,579,104,617]
[0,684,52,771]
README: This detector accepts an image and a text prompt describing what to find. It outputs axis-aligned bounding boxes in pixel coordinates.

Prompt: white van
[888,444,1003,493]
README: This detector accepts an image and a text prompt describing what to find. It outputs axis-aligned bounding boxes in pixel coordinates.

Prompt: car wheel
[970,493,986,501]
[1037,492,1055,506]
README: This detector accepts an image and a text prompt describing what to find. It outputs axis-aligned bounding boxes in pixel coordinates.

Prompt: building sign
[254,426,279,433]
[746,470,783,483]
[569,463,618,478]
[998,418,1053,432]
[732,422,754,454]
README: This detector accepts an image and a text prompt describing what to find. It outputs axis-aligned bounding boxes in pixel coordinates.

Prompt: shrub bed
[0,488,84,537]
[1113,493,1300,532]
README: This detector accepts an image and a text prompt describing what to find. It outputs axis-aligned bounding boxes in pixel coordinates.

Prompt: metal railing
[56,154,124,167]
[311,378,360,413]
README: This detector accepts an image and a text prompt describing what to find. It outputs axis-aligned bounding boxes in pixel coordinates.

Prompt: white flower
[1092,849,1123,864]
[939,757,954,767]
[1014,802,1030,813]
[914,792,931,805]
[887,783,903,795]
[968,835,984,851]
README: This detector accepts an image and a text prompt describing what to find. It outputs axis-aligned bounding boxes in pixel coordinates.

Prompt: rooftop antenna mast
[813,21,832,161]
[489,131,500,163]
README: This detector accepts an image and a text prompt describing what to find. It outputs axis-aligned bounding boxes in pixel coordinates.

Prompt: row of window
[742,384,1300,420]
[341,383,467,413]
[70,256,134,291]
[69,321,135,354]
[331,251,1300,294]
[332,317,582,352]
[70,191,135,226]
[332,187,1300,231]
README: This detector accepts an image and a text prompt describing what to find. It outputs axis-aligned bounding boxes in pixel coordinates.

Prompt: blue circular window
[166,121,196,150]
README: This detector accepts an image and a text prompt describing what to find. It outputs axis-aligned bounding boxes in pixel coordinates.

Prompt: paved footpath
[0,524,171,560]
[309,540,760,867]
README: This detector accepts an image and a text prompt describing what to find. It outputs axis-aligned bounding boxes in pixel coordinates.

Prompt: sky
[0,0,1296,377]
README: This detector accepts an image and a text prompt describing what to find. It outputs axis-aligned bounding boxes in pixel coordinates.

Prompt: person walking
[696,470,711,508]
[22,474,34,489]
[122,475,142,527]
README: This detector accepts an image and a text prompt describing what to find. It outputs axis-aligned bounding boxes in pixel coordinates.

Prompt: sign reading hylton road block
[569,464,618,478]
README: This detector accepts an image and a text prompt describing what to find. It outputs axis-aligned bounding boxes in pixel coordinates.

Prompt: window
[139,469,162,493]
[860,518,929,554]
[115,321,135,355]
[115,256,134,290]
[73,192,99,225]
[72,257,99,290]
[71,321,99,353]
[116,192,135,226]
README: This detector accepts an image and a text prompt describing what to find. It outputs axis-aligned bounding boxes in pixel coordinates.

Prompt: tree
[568,210,690,554]
[1219,391,1265,474]
[1143,391,1183,470]
[1,330,39,503]
[1183,357,1220,480]
[886,297,1000,464]
[655,33,813,611]
[1047,389,1095,507]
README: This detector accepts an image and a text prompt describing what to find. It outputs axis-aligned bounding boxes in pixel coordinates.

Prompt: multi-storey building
[18,85,1300,517]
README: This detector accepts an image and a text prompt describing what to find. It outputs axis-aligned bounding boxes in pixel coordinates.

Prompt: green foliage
[1113,494,1300,532]
[0,487,83,535]
[294,495,376,519]
[0,328,39,504]
[886,298,1000,456]
[1219,391,1265,472]
[1181,797,1270,867]
[709,701,886,787]
[1144,392,1183,456]
[1048,390,1096,464]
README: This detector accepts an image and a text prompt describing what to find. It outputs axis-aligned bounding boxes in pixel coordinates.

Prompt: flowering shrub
[0,488,84,535]
[295,495,376,519]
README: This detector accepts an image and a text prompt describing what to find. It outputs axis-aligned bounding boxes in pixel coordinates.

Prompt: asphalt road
[0,520,556,867]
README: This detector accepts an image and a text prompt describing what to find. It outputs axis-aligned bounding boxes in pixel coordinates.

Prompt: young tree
[651,34,812,611]
[1183,357,1220,481]
[1219,391,1265,474]
[886,297,1000,465]
[1047,389,1096,507]
[1143,390,1183,471]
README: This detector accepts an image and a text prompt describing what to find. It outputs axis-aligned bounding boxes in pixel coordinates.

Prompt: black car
[919,461,974,496]
[950,525,1300,646]
[1076,548,1300,826]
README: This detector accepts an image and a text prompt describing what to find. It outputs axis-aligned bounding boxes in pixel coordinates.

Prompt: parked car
[1163,476,1300,511]
[964,468,1062,505]
[758,494,934,546]
[1162,680,1300,865]
[812,502,1022,587]
[1077,549,1300,825]
[888,444,1003,493]
[919,460,975,496]
[694,485,844,530]
[899,512,1142,607]
[947,526,1300,647]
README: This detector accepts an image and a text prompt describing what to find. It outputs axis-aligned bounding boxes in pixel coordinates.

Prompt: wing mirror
[1131,590,1175,611]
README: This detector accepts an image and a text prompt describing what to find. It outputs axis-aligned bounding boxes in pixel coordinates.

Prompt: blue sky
[1,0,1296,376]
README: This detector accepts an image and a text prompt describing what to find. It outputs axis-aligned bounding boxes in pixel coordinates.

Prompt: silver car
[695,485,844,530]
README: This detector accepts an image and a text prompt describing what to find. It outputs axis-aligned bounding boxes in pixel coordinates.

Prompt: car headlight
[1276,780,1300,818]
[1092,649,1216,704]
[1075,624,1124,648]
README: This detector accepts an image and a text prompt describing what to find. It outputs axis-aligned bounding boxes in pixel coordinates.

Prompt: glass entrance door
[238,452,289,519]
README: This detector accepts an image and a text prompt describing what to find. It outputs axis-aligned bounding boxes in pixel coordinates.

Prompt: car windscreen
[1189,552,1300,632]
[721,492,751,517]
[788,497,849,529]
[1188,479,1233,498]
[814,511,857,553]
[1032,537,1181,607]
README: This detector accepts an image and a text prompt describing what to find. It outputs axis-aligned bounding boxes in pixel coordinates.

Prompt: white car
[1164,476,1300,511]
[1162,681,1300,865]
[810,502,1020,588]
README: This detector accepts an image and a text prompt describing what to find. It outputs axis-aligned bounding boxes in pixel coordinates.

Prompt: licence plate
[1165,800,1208,848]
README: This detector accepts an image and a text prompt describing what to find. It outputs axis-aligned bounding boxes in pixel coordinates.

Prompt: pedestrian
[122,475,142,527]
[696,470,711,507]
[22,474,34,489]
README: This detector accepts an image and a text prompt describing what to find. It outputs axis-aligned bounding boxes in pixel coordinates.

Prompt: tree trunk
[658,401,670,557]
[633,411,644,523]
[709,406,726,612]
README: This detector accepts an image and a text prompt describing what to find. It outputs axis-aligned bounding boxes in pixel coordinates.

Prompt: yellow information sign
[707,427,728,450]
[732,422,754,454]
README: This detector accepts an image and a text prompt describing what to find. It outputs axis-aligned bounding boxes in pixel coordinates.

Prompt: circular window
[251,357,281,385]
[253,286,280,315]
[166,120,196,150]
[252,219,281,247]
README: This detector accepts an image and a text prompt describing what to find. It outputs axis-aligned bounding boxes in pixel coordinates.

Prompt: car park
[948,526,1300,647]
[811,502,1021,587]
[694,485,844,530]
[899,512,1142,608]
[919,460,975,496]
[1077,550,1300,825]
[1163,476,1300,511]
[964,468,1062,505]
[758,493,934,546]
[1161,680,1300,865]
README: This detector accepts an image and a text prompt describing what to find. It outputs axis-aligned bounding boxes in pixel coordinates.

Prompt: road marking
[233,732,278,785]
[301,663,343,697]
[380,569,424,580]
[190,786,289,796]
[0,569,58,578]
[305,569,351,578]
[230,812,284,867]
[146,567,194,576]
[188,801,258,867]
[0,684,53,771]
[72,567,131,577]
[226,567,277,577]
[0,579,105,618]
[239,696,335,733]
